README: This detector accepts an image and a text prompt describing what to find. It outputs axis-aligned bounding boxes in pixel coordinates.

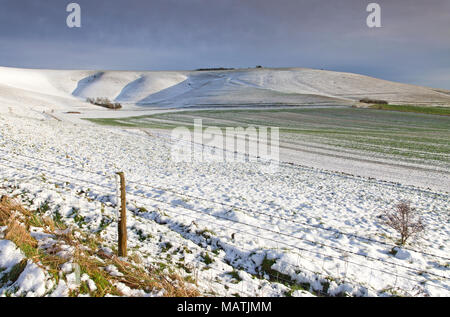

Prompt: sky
[0,0,449,89]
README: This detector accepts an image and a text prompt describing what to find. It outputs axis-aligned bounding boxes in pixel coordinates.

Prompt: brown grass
[4,220,37,249]
[1,195,37,248]
[110,256,199,297]
[0,194,199,297]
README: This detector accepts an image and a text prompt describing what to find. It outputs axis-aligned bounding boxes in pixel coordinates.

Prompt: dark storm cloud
[0,0,449,88]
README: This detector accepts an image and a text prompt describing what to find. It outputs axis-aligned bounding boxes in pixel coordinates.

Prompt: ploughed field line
[85,107,450,166]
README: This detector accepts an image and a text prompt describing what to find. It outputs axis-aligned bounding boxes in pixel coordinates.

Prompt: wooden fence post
[116,172,127,257]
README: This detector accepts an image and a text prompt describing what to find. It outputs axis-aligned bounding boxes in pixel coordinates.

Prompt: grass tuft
[0,194,199,297]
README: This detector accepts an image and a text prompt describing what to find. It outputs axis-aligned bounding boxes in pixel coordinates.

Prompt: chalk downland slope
[0,66,449,118]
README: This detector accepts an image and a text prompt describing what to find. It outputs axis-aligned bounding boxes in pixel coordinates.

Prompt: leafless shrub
[360,98,388,105]
[86,97,122,110]
[384,201,425,245]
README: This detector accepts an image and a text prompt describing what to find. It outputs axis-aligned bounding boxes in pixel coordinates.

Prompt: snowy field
[0,111,449,297]
[0,66,448,297]
[88,107,450,192]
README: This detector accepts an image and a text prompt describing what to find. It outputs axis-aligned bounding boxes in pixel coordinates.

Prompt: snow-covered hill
[1,66,449,119]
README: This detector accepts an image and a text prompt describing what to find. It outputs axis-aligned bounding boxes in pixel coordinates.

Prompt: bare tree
[384,201,425,245]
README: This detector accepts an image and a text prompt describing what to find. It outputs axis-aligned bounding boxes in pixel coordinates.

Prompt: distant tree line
[360,98,388,105]
[86,97,122,110]
[195,66,263,71]
[195,67,236,71]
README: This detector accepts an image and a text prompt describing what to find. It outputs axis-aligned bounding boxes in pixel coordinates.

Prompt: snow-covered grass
[86,107,450,191]
[0,195,199,297]
[0,111,448,297]
[87,107,450,164]
[369,104,450,116]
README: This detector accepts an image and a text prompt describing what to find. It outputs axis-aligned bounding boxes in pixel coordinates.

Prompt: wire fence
[1,150,448,260]
[0,152,448,296]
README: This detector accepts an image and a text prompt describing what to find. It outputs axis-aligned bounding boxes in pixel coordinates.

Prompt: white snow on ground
[0,66,448,296]
[142,127,450,193]
[0,239,53,297]
[0,240,24,270]
[14,261,49,297]
[0,111,448,297]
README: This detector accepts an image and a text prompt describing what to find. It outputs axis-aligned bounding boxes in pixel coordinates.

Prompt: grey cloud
[0,0,449,88]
